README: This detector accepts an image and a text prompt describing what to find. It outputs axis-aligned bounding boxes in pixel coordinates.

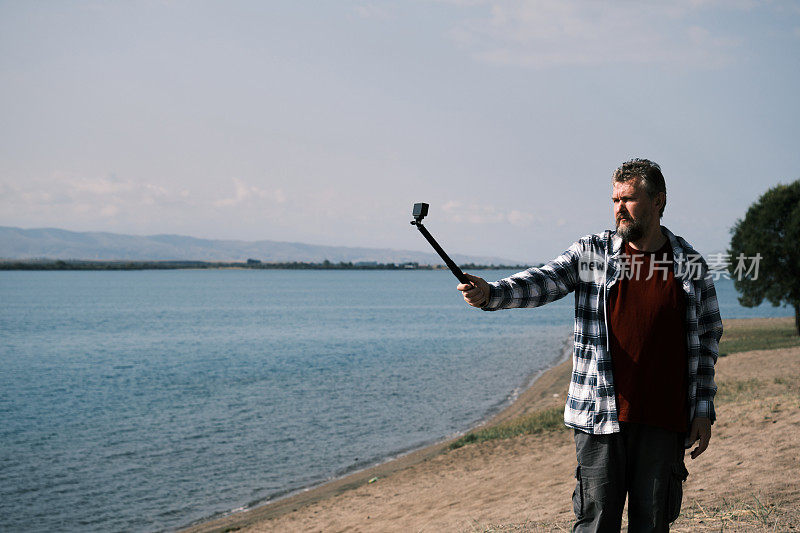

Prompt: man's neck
[627,226,667,252]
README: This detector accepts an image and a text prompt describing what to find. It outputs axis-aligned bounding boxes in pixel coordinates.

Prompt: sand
[185,317,800,532]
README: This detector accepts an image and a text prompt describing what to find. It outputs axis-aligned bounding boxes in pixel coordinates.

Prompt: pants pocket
[667,461,689,522]
[572,465,583,519]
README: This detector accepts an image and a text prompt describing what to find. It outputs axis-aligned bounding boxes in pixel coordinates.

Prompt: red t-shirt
[608,239,688,432]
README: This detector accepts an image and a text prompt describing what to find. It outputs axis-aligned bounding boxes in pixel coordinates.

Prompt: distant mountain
[0,226,524,266]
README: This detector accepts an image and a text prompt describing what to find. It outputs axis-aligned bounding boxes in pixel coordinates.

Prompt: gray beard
[616,218,644,243]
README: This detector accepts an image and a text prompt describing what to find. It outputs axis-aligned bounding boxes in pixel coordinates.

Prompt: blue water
[0,270,789,532]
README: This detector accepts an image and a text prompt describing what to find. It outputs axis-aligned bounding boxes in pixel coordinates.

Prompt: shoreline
[0,260,526,271]
[182,336,575,533]
[183,316,800,532]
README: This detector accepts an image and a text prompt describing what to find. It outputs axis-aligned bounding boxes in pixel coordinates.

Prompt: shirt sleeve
[694,273,723,422]
[482,240,583,311]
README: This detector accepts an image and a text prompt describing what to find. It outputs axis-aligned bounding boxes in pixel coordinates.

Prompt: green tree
[728,180,800,334]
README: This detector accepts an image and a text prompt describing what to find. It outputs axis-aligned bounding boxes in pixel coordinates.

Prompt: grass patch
[715,378,764,403]
[450,406,566,449]
[463,519,572,532]
[719,320,800,355]
[673,495,799,532]
[715,376,800,404]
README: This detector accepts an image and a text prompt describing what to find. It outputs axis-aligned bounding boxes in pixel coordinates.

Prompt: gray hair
[612,158,667,217]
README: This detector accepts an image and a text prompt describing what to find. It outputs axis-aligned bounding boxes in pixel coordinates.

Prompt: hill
[0,226,522,266]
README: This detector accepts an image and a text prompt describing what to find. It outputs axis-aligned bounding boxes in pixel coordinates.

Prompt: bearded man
[459,159,722,532]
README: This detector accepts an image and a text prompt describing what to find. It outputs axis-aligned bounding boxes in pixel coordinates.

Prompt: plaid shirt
[483,226,723,435]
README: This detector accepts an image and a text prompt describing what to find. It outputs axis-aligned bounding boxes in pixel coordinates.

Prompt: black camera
[412,202,429,223]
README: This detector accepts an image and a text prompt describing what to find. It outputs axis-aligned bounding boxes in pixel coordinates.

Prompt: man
[458,159,722,532]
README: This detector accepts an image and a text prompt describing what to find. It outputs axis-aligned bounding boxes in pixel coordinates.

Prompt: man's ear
[656,192,666,212]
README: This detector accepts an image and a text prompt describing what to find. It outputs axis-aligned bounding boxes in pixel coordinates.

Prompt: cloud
[0,170,296,235]
[508,209,535,226]
[0,169,306,241]
[0,173,179,220]
[99,204,120,217]
[70,176,135,195]
[212,178,286,208]
[352,3,393,20]
[443,0,765,68]
[443,200,536,226]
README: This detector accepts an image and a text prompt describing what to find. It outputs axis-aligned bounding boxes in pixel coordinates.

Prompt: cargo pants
[572,422,689,533]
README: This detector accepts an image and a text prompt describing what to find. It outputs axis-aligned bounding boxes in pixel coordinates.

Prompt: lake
[0,270,788,532]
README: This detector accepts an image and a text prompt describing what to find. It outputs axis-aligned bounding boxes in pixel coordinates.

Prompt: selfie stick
[410,202,471,285]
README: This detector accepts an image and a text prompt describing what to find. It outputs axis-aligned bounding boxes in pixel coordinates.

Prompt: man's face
[612,178,662,243]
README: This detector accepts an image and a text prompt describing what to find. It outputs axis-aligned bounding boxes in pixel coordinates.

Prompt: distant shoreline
[0,260,531,271]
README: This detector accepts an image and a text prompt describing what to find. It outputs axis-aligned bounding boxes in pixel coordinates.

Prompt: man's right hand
[458,273,490,308]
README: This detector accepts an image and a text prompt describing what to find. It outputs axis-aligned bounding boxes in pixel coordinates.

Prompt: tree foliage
[728,179,800,334]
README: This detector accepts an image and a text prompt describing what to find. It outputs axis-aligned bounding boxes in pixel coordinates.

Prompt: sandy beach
[186,317,800,532]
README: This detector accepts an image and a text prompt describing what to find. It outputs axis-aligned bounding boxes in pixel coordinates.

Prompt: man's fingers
[461,288,486,307]
[689,421,711,460]
[700,429,711,449]
[690,437,709,459]
[457,282,481,298]
[458,273,488,308]
[463,288,483,301]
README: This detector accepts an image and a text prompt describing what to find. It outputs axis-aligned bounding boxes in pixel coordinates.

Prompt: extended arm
[690,274,723,459]
[457,240,584,311]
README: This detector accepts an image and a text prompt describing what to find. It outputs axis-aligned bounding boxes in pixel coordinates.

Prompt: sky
[1,0,799,263]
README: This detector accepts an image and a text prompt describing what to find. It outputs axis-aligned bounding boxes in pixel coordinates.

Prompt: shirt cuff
[481,282,503,311]
[694,399,716,423]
